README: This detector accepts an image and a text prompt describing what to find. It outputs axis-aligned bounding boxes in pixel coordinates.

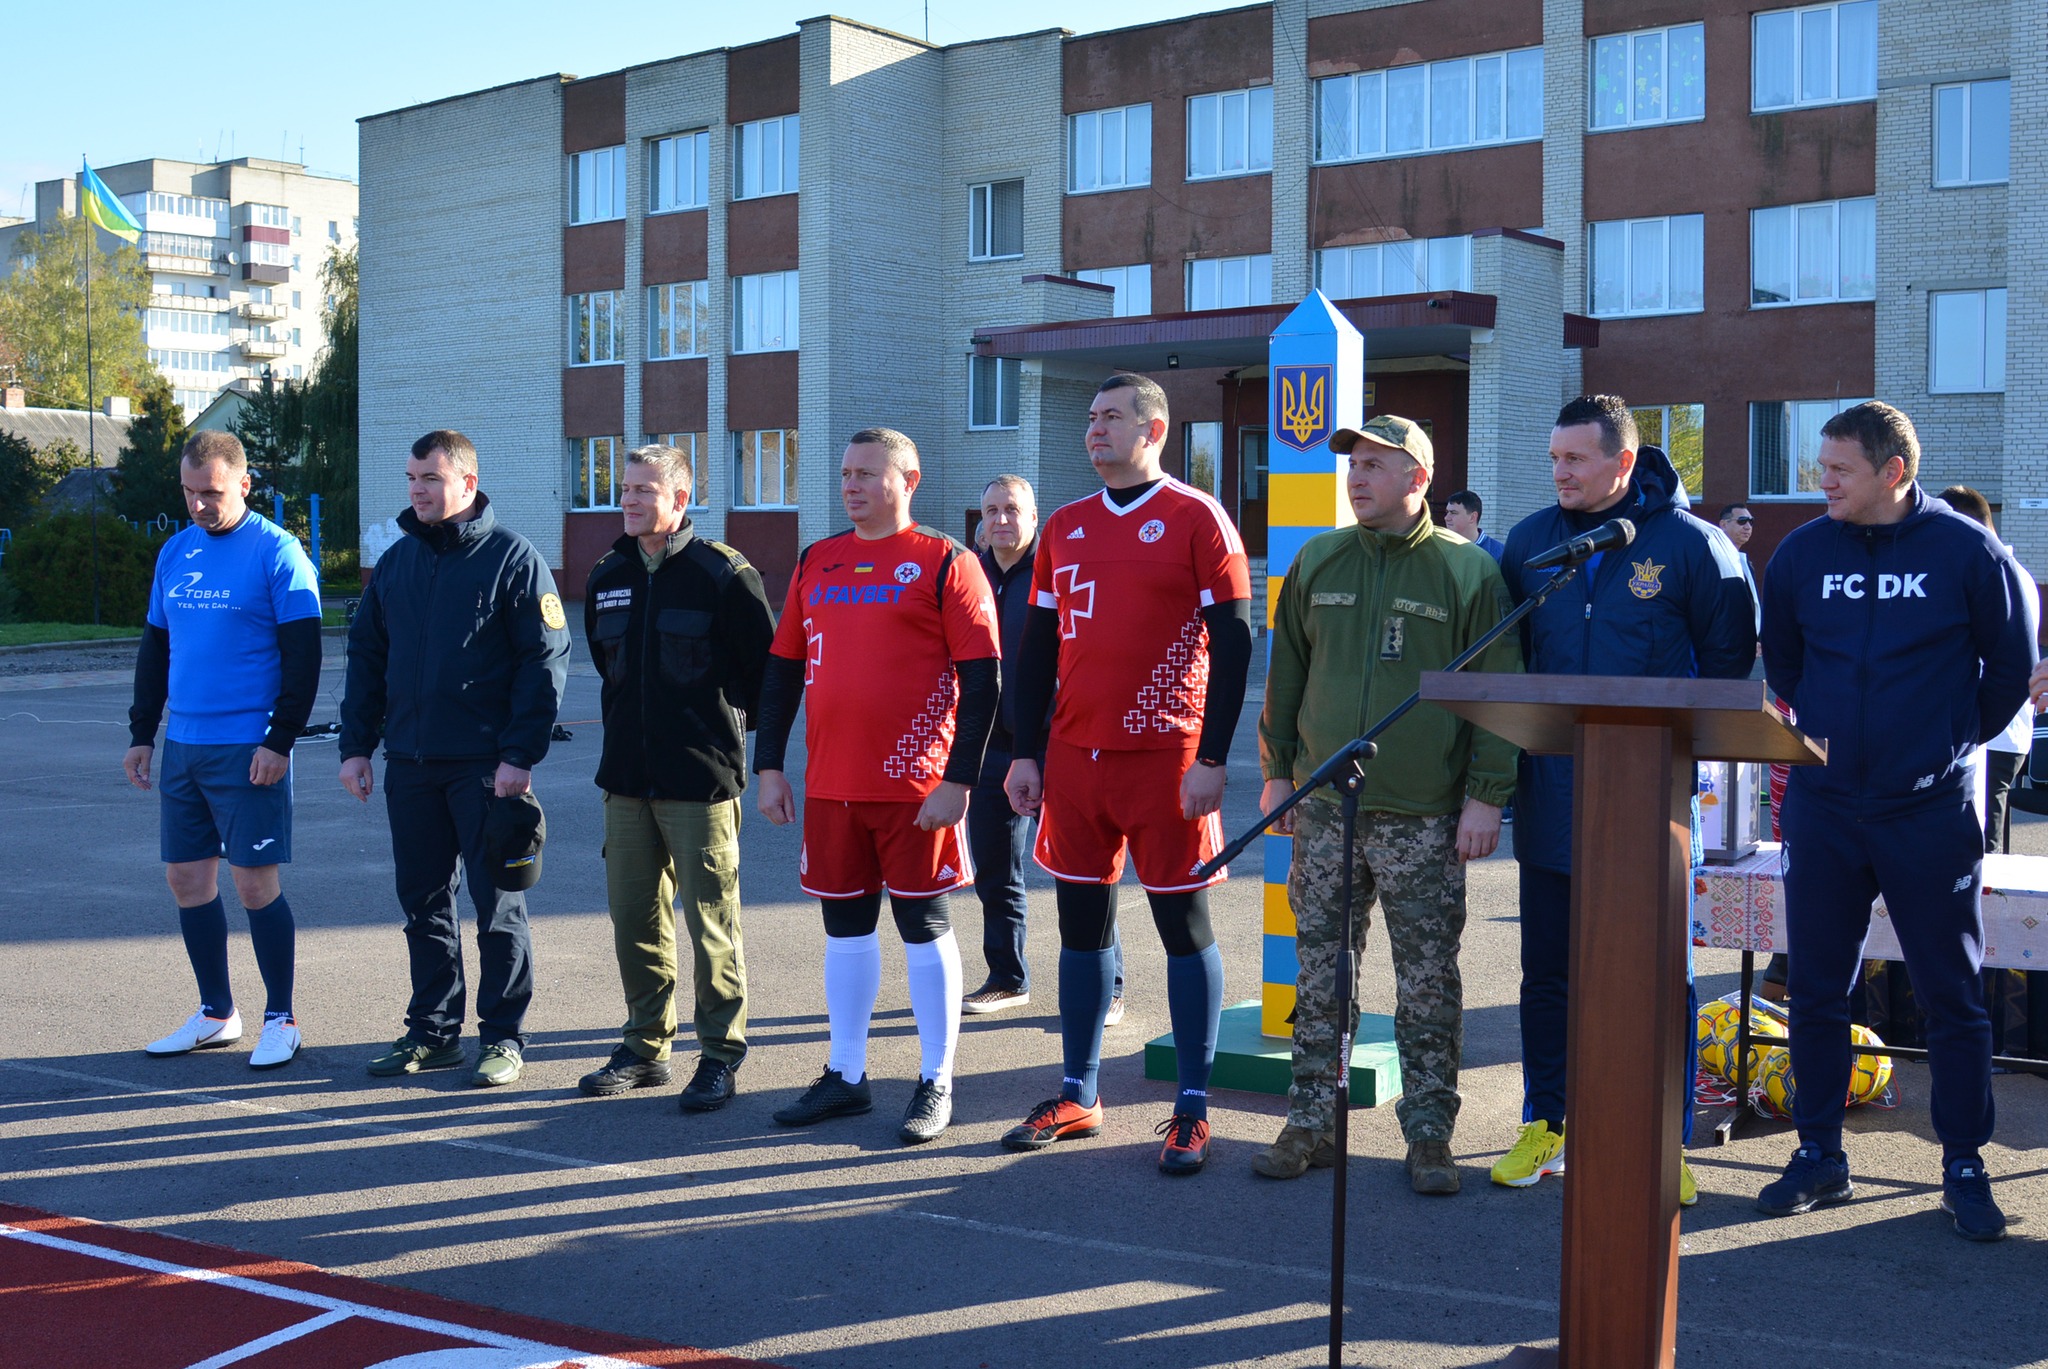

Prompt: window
[327,220,340,242]
[648,280,710,359]
[1934,81,2009,187]
[148,349,232,373]
[1316,47,1542,162]
[1752,2,1876,111]
[1185,421,1222,499]
[1186,254,1273,311]
[1929,289,2007,393]
[571,146,627,223]
[290,328,301,346]
[645,432,711,506]
[734,115,800,199]
[1590,24,1705,130]
[1630,404,1705,497]
[1188,87,1274,179]
[569,291,623,365]
[969,181,1024,261]
[291,291,301,309]
[969,356,1020,430]
[1751,198,1873,306]
[572,436,626,509]
[734,429,799,507]
[246,204,290,228]
[1068,104,1153,193]
[733,271,799,353]
[651,131,712,212]
[1073,264,1153,317]
[1316,236,1471,297]
[146,308,231,335]
[1589,215,1704,316]
[1750,397,1869,495]
[291,217,302,237]
[246,241,290,267]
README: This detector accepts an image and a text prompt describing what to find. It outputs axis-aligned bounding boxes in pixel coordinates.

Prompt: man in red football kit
[754,427,1001,1144]
[1002,372,1254,1175]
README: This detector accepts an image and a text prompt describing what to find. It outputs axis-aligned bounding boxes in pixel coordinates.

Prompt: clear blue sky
[3,0,1216,218]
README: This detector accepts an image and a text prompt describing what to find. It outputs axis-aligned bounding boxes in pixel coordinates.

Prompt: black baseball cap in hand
[484,790,546,891]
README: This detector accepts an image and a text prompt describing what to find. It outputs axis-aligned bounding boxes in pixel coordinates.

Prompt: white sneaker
[145,1008,243,1056]
[249,1015,301,1070]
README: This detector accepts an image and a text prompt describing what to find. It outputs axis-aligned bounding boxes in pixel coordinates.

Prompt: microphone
[1525,518,1635,570]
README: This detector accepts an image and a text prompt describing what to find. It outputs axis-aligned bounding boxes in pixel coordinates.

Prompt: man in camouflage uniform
[1254,416,1521,1193]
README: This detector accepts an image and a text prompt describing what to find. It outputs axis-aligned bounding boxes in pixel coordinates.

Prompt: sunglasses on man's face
[1728,516,1753,525]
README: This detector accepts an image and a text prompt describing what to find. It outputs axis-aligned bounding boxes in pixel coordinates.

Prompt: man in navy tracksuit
[1493,395,1756,1200]
[1758,401,2037,1240]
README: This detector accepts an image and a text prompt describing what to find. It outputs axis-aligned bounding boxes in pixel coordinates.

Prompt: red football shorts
[1033,738,1227,892]
[800,797,973,899]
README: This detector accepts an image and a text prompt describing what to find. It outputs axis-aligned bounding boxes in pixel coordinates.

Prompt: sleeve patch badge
[540,592,568,630]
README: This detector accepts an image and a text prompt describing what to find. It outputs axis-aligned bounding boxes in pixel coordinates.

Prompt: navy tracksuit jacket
[1762,484,2038,1154]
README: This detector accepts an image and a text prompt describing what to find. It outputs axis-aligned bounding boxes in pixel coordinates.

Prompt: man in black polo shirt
[578,445,775,1110]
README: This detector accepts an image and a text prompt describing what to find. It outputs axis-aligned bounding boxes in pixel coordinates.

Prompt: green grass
[0,623,144,648]
[322,603,349,627]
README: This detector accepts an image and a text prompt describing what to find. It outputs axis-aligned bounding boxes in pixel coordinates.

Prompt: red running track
[0,1203,779,1368]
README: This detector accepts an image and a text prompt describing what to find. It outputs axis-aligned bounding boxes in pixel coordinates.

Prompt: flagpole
[82,159,104,626]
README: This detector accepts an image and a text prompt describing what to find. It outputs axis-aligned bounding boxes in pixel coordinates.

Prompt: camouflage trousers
[1285,801,1465,1141]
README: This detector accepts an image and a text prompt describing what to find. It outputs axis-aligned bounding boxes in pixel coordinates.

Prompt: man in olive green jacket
[1254,414,1522,1193]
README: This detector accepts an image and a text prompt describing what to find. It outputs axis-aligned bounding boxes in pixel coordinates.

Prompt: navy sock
[1166,943,1223,1119]
[244,894,296,1019]
[1058,947,1116,1107]
[178,896,232,1019]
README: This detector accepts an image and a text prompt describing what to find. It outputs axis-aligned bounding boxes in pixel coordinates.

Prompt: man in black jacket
[961,474,1123,1019]
[578,445,774,1110]
[340,430,570,1088]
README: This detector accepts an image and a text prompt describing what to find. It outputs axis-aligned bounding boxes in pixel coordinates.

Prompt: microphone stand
[1199,557,1590,1369]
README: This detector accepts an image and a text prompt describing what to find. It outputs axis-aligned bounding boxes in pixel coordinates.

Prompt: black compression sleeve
[260,617,325,755]
[129,625,171,748]
[943,657,1000,787]
[1195,598,1254,767]
[1008,605,1061,761]
[751,654,806,774]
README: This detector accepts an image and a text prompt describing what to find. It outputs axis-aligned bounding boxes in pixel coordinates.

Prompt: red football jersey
[770,524,1000,801]
[1033,478,1251,751]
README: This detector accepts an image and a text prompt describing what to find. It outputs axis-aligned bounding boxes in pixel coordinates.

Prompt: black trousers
[384,759,533,1048]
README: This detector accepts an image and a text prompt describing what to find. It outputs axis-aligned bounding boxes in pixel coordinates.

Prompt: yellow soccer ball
[1752,1044,1797,1119]
[1848,1023,1893,1105]
[1695,997,1744,1082]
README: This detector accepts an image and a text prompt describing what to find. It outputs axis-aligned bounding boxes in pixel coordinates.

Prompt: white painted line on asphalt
[178,1309,354,1369]
[0,1222,645,1368]
[0,1060,657,1179]
[903,1211,2011,1369]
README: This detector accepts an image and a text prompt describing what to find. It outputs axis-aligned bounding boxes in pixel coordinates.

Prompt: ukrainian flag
[79,161,141,244]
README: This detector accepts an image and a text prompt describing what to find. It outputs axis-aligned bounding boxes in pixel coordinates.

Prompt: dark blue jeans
[384,758,533,1049]
[1781,787,1991,1155]
[969,750,1121,995]
[1519,864,1696,1143]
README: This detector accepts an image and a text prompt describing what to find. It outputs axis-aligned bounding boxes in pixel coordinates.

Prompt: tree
[0,428,66,531]
[115,376,192,526]
[294,245,359,575]
[0,213,157,412]
[231,366,297,513]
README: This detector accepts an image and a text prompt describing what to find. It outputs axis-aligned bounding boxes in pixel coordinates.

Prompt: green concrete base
[1144,999,1403,1107]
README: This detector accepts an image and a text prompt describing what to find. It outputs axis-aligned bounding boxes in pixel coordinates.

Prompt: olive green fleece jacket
[1260,513,1523,815]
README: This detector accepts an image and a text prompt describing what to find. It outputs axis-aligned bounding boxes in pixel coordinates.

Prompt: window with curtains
[1589,23,1705,130]
[969,356,1021,430]
[650,131,711,212]
[969,181,1024,261]
[733,271,798,353]
[1750,397,1868,496]
[1073,265,1153,317]
[1068,104,1153,193]
[734,116,799,199]
[1317,236,1471,298]
[734,429,799,507]
[1187,86,1274,179]
[1589,215,1704,316]
[1752,2,1876,111]
[1186,254,1273,311]
[1750,198,1874,306]
[1316,47,1542,162]
[570,147,627,223]
[648,281,709,359]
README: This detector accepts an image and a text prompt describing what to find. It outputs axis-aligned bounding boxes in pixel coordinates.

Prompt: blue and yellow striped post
[1261,291,1365,1038]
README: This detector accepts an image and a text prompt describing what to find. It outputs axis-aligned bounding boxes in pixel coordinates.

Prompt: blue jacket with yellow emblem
[1500,445,1758,872]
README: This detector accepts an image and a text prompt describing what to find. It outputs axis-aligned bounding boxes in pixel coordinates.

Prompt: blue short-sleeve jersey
[147,512,322,744]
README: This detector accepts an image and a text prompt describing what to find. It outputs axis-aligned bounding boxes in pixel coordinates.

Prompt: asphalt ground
[3,634,2046,1369]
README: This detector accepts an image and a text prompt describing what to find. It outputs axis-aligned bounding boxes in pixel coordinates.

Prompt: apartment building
[356,0,2043,597]
[0,158,359,422]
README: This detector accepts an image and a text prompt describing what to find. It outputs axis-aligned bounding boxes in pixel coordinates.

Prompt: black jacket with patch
[340,495,570,767]
[585,521,775,803]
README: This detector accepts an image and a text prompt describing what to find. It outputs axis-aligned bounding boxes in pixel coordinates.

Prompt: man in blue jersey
[1757,402,2037,1241]
[125,431,323,1069]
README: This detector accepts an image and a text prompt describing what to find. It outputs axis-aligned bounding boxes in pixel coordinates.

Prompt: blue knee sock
[244,895,296,1019]
[1166,944,1223,1119]
[1058,947,1116,1107]
[178,897,232,1019]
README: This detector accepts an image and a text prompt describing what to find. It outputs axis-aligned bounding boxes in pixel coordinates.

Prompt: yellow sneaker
[1681,1157,1699,1208]
[1491,1120,1566,1188]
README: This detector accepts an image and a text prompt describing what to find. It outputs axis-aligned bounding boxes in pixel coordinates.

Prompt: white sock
[903,931,963,1088]
[824,932,882,1083]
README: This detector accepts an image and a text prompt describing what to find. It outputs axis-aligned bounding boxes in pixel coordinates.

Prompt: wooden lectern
[1418,673,1825,1369]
